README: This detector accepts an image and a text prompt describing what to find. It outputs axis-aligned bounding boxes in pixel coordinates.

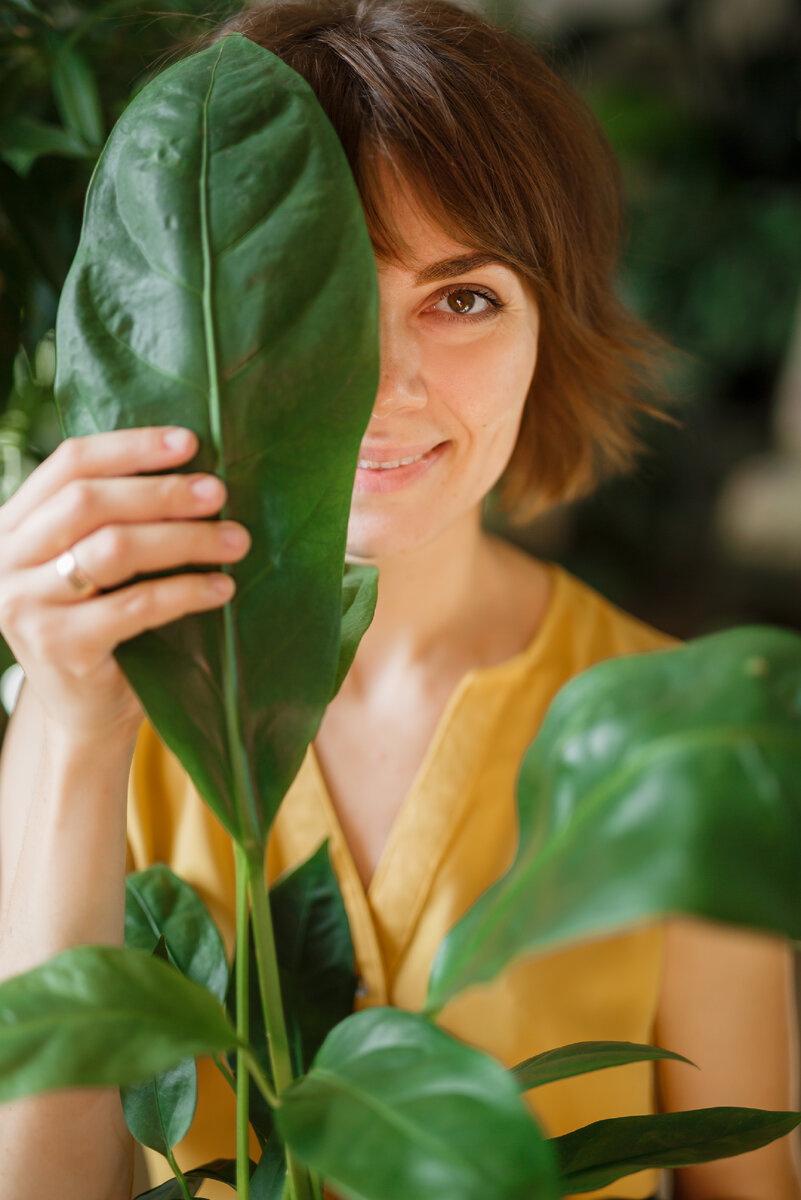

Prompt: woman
[0,1,798,1198]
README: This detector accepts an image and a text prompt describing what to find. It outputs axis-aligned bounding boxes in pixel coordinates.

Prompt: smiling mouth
[356,443,445,470]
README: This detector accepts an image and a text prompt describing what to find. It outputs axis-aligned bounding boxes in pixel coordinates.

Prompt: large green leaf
[511,1040,693,1092]
[427,626,801,1011]
[125,864,229,1001]
[0,945,240,1100]
[275,1007,560,1200]
[54,33,380,851]
[552,1107,801,1192]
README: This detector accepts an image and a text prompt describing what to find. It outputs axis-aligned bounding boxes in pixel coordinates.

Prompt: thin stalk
[247,854,316,1200]
[164,1146,193,1200]
[212,1052,237,1093]
[243,1049,278,1108]
[235,843,251,1200]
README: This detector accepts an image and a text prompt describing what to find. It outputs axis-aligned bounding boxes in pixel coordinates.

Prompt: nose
[371,307,427,420]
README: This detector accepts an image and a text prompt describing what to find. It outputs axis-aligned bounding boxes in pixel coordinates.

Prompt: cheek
[424,325,537,433]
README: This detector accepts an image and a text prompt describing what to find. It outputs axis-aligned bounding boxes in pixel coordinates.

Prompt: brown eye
[448,290,475,314]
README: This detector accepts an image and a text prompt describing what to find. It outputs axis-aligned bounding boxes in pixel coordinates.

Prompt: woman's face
[346,167,540,562]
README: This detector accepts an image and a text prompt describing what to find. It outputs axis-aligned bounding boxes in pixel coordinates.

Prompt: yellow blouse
[126,559,678,1199]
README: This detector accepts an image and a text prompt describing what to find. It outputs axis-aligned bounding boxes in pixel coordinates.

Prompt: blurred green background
[1,0,800,735]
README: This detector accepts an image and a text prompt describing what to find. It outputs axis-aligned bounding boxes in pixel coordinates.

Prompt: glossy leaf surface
[123,1054,197,1154]
[125,864,228,1001]
[276,1007,559,1200]
[553,1107,801,1191]
[511,1040,694,1092]
[428,626,801,1010]
[54,33,380,849]
[0,945,239,1100]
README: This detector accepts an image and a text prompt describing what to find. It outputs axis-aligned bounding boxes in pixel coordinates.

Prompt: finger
[0,569,236,678]
[8,470,228,569]
[0,426,199,535]
[55,519,251,596]
[66,570,237,652]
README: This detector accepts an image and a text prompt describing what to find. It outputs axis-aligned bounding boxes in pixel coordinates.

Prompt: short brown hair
[195,0,680,524]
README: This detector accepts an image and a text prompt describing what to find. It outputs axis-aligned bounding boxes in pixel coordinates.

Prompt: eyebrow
[412,253,511,285]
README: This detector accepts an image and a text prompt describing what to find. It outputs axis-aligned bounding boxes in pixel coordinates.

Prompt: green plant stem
[243,1049,278,1108]
[164,1146,193,1200]
[212,1051,237,1093]
[235,843,251,1200]
[247,853,315,1200]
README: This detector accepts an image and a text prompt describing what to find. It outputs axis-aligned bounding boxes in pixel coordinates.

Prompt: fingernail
[164,427,193,451]
[210,574,235,597]
[192,475,222,500]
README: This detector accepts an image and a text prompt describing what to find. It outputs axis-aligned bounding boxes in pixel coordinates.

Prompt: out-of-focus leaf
[51,43,104,147]
[511,1040,694,1092]
[276,1007,560,1200]
[553,1107,801,1192]
[0,115,90,176]
[0,945,239,1100]
[427,626,801,1011]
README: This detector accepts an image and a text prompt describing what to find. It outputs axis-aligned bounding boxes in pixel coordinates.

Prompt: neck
[344,507,497,689]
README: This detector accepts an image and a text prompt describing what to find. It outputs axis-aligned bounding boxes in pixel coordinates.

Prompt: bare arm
[0,427,250,1200]
[655,917,801,1200]
[0,684,136,1200]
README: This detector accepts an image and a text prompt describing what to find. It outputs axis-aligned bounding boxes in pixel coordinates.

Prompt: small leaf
[51,43,105,147]
[511,1040,695,1091]
[133,1157,240,1198]
[276,1007,560,1200]
[553,1107,801,1192]
[0,115,90,176]
[122,1055,197,1155]
[0,945,239,1101]
[332,564,378,699]
[125,865,228,1001]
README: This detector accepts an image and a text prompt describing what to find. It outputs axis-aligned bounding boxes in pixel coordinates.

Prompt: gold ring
[55,549,100,598]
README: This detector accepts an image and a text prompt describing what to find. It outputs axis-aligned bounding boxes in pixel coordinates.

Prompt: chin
[345,510,437,562]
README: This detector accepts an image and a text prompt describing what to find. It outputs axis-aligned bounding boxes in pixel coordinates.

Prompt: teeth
[358,452,427,470]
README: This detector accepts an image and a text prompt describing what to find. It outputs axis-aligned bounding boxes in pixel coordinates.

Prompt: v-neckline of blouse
[306,560,567,963]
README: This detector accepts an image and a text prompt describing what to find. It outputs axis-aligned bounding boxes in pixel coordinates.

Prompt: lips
[353,441,449,494]
[357,443,442,463]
